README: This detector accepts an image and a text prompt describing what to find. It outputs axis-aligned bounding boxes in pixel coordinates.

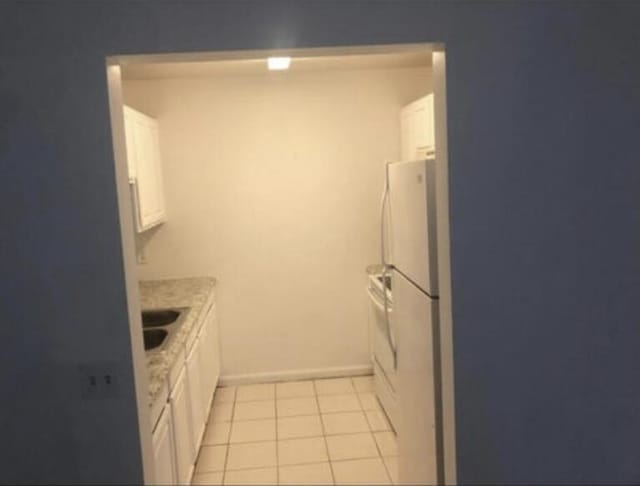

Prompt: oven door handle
[379,165,397,369]
[368,288,397,347]
[368,280,397,367]
[381,266,398,369]
[367,287,386,312]
[380,174,390,268]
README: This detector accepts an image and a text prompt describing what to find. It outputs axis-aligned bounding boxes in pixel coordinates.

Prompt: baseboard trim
[219,363,373,386]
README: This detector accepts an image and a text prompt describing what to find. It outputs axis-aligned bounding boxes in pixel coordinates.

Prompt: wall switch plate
[78,361,120,400]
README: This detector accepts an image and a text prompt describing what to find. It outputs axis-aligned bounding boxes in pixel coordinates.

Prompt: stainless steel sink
[142,309,181,328]
[143,328,168,351]
[141,306,189,353]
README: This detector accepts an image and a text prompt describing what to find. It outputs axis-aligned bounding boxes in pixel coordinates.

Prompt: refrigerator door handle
[380,173,397,369]
[380,178,390,268]
[382,265,397,369]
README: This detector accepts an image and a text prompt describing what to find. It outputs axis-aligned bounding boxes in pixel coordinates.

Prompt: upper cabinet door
[400,94,435,161]
[124,106,167,232]
[123,108,137,182]
[400,109,413,162]
[413,94,434,152]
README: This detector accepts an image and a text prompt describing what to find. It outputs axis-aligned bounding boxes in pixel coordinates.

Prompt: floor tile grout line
[213,455,398,478]
[313,380,336,485]
[217,456,389,479]
[331,453,396,463]
[289,455,399,467]
[370,424,395,485]
[227,415,278,424]
[194,389,223,478]
[198,377,378,483]
[274,393,279,485]
[216,430,384,446]
[381,455,397,485]
[278,384,328,478]
[220,388,237,484]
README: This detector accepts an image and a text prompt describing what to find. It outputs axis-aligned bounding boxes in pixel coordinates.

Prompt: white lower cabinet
[186,335,206,459]
[198,304,221,415]
[152,295,222,485]
[198,315,213,415]
[208,309,222,393]
[169,367,194,485]
[152,403,177,485]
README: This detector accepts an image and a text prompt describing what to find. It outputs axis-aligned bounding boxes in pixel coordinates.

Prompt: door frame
[105,42,456,484]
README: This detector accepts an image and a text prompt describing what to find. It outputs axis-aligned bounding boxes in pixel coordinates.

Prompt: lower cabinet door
[152,403,177,485]
[204,307,221,396]
[199,305,221,413]
[198,317,214,414]
[186,336,205,457]
[209,310,221,392]
[170,366,194,485]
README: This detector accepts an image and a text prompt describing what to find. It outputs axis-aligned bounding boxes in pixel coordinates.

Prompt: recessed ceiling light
[267,57,291,71]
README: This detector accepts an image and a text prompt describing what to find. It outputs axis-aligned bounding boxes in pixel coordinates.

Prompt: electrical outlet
[78,362,120,400]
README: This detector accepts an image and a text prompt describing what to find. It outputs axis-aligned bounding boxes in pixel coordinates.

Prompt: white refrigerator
[382,158,443,485]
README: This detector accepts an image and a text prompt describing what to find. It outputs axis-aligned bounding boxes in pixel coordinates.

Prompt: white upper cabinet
[401,94,435,161]
[123,105,166,232]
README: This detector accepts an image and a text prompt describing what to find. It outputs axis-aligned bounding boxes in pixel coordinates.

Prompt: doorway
[105,43,455,485]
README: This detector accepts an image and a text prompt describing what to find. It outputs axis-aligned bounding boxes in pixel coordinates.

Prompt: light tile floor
[191,375,397,485]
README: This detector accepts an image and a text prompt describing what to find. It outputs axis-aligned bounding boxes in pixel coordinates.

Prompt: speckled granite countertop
[139,277,216,407]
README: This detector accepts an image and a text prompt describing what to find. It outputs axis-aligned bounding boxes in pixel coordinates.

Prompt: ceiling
[121,51,432,80]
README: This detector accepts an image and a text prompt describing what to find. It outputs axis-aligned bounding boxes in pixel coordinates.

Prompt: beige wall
[124,66,431,381]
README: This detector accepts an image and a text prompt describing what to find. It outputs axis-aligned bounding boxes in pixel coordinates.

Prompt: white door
[133,115,165,228]
[400,95,435,161]
[123,106,166,232]
[395,270,438,485]
[198,311,216,415]
[387,159,438,296]
[413,94,435,153]
[186,336,205,455]
[170,367,194,485]
[152,404,177,486]
[207,307,222,394]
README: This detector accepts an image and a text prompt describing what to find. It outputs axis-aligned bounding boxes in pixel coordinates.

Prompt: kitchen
[111,44,452,485]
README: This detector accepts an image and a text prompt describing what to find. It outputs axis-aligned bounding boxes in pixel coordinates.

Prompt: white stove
[367,269,398,432]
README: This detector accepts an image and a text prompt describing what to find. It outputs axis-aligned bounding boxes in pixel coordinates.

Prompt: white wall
[124,66,431,380]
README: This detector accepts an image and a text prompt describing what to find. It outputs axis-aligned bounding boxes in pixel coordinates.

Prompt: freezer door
[395,270,439,485]
[387,159,438,296]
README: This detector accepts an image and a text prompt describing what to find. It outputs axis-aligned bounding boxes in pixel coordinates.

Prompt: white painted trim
[105,62,154,484]
[219,364,373,386]
[107,43,434,67]
[433,48,457,485]
[105,41,453,486]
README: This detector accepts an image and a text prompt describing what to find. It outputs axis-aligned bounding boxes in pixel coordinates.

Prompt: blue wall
[1,1,639,483]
